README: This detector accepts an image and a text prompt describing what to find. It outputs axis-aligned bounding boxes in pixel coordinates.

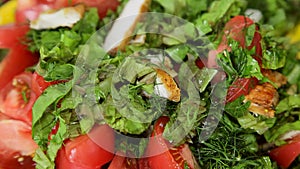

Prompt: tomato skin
[0,24,29,48]
[226,77,258,103]
[56,124,115,169]
[138,158,151,169]
[0,119,37,169]
[147,148,182,169]
[48,122,60,140]
[31,72,68,98]
[199,16,263,103]
[197,16,262,70]
[269,141,300,168]
[219,15,263,63]
[0,70,38,168]
[0,44,38,89]
[31,72,60,96]
[146,116,196,169]
[195,57,206,69]
[108,152,150,169]
[146,116,179,169]
[108,153,127,169]
[249,26,263,64]
[222,16,262,103]
[56,148,95,169]
[0,24,39,89]
[152,116,169,135]
[0,72,37,125]
[220,16,254,48]
[31,72,52,96]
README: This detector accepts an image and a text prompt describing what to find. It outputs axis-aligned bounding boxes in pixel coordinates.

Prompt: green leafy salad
[26,0,300,168]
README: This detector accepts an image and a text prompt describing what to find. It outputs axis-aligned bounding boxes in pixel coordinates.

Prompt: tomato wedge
[220,16,254,49]
[0,72,37,125]
[219,15,262,64]
[226,77,258,103]
[146,116,197,169]
[223,16,262,103]
[0,119,37,169]
[108,152,150,169]
[31,72,53,97]
[31,72,65,97]
[270,141,300,168]
[0,24,29,48]
[108,153,128,169]
[56,124,115,169]
[197,16,263,103]
[0,24,38,89]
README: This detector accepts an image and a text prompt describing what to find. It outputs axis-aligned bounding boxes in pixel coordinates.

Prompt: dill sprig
[191,114,274,169]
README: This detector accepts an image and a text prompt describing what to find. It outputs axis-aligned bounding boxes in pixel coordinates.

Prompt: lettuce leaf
[27,8,100,81]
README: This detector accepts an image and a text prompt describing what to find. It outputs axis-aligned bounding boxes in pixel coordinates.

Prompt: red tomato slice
[56,148,95,169]
[108,152,150,169]
[0,24,29,48]
[31,72,63,97]
[31,72,52,97]
[0,44,38,89]
[197,16,262,70]
[249,26,263,64]
[226,77,258,103]
[197,16,263,103]
[0,119,38,169]
[138,158,150,169]
[219,15,262,63]
[195,57,207,69]
[222,16,262,103]
[0,72,37,125]
[108,153,127,169]
[220,16,254,48]
[31,72,69,98]
[56,124,115,169]
[146,116,196,169]
[0,24,38,89]
[269,141,300,168]
[207,16,262,67]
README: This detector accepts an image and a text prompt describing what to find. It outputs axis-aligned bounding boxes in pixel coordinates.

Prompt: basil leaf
[276,94,300,114]
[32,81,73,127]
[33,148,54,169]
[264,121,300,145]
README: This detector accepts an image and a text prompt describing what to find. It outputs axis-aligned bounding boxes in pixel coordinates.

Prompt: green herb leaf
[276,94,300,114]
[33,148,54,169]
[27,8,100,81]
[264,121,300,145]
[32,81,73,127]
[199,0,236,25]
[262,42,286,70]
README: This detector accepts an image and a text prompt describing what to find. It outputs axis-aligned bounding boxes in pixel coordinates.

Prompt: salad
[0,0,300,169]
